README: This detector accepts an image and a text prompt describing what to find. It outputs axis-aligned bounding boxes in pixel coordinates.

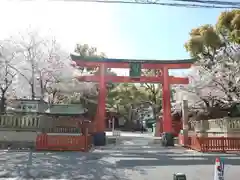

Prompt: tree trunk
[31,84,35,100]
[0,96,6,114]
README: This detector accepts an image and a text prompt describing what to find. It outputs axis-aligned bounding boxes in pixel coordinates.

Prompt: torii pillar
[162,67,172,132]
[96,64,107,134]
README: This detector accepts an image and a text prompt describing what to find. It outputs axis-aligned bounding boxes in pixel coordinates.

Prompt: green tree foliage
[184,10,240,106]
[107,83,149,122]
[141,70,162,120]
[74,44,106,73]
[75,44,106,58]
[217,10,240,44]
[74,43,117,88]
[141,69,162,107]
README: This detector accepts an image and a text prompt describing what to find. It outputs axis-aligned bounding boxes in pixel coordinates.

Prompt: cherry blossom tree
[8,31,73,100]
[183,10,240,108]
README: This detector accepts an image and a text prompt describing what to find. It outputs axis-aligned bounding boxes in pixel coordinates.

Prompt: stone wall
[191,117,240,137]
[0,114,86,130]
[0,115,85,143]
[0,114,46,131]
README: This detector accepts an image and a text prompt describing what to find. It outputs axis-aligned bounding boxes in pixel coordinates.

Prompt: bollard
[173,173,187,180]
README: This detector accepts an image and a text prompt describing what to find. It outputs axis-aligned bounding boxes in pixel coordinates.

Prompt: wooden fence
[179,133,240,152]
[35,121,94,152]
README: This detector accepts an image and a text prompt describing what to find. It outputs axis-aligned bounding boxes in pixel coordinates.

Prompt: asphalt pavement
[0,132,239,180]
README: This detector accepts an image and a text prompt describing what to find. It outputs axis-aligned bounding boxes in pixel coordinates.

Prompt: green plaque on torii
[129,62,141,77]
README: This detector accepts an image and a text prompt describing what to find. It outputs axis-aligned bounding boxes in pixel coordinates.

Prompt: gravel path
[0,136,239,180]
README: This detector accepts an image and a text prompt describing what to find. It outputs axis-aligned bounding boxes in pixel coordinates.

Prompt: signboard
[214,157,224,180]
[130,62,141,77]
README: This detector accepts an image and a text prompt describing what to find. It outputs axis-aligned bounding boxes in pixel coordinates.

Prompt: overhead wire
[169,0,240,6]
[48,0,240,8]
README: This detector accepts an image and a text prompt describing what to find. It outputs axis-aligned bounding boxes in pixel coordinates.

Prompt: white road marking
[223,156,240,160]
[171,157,207,160]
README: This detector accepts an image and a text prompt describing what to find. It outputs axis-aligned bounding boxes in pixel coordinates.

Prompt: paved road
[0,135,239,180]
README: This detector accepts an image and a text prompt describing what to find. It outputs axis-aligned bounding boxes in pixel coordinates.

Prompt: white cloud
[0,0,129,57]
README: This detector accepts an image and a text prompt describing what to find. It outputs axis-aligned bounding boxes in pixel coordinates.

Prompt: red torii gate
[71,54,194,145]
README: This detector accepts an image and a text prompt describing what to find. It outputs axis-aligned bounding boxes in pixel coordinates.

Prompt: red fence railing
[179,133,240,152]
[35,134,92,152]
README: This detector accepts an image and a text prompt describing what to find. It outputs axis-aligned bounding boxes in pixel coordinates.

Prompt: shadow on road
[92,145,240,167]
[0,151,131,179]
[0,138,239,179]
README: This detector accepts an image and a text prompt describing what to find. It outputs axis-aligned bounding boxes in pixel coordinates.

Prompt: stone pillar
[181,100,188,146]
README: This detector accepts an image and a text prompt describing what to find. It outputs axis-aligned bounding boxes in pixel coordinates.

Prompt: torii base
[161,132,175,146]
[92,132,106,146]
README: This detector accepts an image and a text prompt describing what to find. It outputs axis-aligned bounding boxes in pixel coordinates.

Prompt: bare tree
[0,42,18,113]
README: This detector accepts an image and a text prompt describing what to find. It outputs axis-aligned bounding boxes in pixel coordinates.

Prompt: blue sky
[99,3,225,75]
[109,4,223,59]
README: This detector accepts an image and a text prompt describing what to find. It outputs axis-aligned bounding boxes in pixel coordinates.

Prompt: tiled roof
[45,104,87,115]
